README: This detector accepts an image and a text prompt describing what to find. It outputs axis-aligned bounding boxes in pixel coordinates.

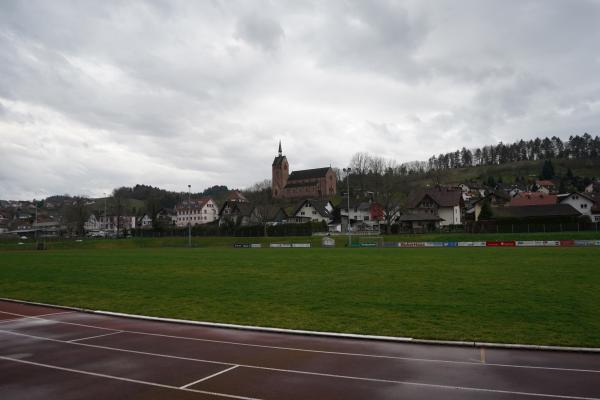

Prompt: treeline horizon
[345,133,600,178]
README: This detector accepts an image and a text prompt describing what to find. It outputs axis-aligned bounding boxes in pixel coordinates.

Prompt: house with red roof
[508,192,557,207]
[535,180,557,194]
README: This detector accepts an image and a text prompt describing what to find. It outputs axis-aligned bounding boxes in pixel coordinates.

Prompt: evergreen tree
[566,168,574,179]
[541,160,555,179]
[558,179,568,194]
[479,200,493,220]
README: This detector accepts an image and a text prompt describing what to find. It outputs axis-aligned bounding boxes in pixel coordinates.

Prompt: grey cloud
[234,14,285,51]
[307,1,430,81]
[1,0,600,199]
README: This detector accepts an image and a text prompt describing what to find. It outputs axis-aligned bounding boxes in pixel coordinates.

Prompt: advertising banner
[234,243,261,248]
[398,242,426,247]
[486,241,516,247]
[458,241,486,247]
[574,240,596,247]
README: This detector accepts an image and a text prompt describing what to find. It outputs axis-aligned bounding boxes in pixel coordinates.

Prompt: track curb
[2,297,599,353]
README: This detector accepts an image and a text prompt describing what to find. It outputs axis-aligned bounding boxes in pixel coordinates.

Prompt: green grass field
[1,246,599,347]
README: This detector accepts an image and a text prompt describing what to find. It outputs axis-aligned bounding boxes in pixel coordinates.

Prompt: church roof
[288,167,331,181]
[284,181,318,189]
[272,155,286,167]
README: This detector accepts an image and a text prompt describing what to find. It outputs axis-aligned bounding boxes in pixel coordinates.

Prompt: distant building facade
[271,142,336,199]
[175,197,218,227]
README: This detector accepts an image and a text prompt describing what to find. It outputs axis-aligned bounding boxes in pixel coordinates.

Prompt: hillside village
[2,135,600,238]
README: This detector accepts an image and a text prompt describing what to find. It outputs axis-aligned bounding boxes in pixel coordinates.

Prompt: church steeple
[278,140,282,156]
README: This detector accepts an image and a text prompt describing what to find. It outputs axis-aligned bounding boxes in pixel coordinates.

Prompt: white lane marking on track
[3,310,600,374]
[180,365,239,389]
[70,331,123,342]
[0,355,261,400]
[36,316,600,373]
[0,317,27,324]
[0,310,73,318]
[2,329,600,400]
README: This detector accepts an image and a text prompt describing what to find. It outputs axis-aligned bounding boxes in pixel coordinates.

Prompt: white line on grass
[0,355,261,400]
[180,365,239,389]
[1,329,599,400]
[4,311,599,374]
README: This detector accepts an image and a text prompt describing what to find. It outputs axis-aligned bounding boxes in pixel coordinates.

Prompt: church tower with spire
[272,141,289,198]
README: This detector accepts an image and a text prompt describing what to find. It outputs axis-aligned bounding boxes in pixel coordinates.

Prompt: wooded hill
[341,134,600,198]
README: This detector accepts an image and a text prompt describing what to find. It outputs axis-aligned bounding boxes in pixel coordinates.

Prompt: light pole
[343,167,352,247]
[34,201,38,241]
[104,193,108,234]
[188,184,192,248]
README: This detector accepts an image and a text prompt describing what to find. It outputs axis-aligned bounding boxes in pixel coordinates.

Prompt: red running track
[1,300,599,400]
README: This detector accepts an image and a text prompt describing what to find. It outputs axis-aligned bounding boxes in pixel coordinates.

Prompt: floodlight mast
[343,167,352,247]
[104,193,108,234]
[188,185,192,248]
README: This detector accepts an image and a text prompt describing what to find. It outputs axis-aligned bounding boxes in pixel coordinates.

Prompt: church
[272,142,337,199]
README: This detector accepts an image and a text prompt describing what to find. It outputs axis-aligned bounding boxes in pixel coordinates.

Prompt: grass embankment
[2,230,600,251]
[1,247,599,347]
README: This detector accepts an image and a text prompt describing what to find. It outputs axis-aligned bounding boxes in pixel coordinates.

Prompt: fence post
[543,224,546,233]
[511,224,514,234]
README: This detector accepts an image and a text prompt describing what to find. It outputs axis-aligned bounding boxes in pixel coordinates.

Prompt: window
[301,212,305,216]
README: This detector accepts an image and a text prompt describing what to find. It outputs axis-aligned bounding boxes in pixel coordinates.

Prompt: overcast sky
[1,0,599,200]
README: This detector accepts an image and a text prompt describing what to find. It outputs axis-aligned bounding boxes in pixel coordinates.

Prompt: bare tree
[145,194,161,230]
[64,196,89,235]
[377,176,406,234]
[368,155,386,194]
[350,152,371,190]
[243,180,274,236]
[247,179,272,192]
[112,189,125,237]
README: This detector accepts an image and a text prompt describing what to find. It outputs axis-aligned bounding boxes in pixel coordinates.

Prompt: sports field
[1,245,599,347]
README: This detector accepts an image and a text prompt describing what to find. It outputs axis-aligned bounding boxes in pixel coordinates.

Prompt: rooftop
[288,167,332,181]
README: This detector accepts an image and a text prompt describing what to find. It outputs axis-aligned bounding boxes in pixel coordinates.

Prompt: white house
[558,192,597,220]
[99,215,137,232]
[585,181,600,193]
[175,197,218,227]
[340,201,383,232]
[84,214,101,231]
[289,199,333,223]
[407,187,464,226]
[137,214,153,229]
